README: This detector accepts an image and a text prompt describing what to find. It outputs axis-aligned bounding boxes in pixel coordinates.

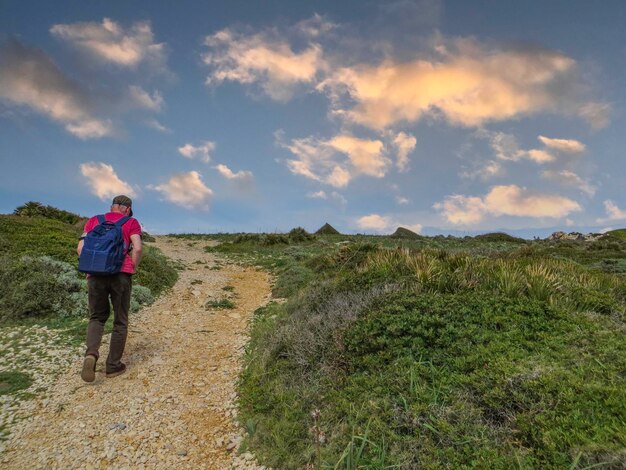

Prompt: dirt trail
[1,236,271,469]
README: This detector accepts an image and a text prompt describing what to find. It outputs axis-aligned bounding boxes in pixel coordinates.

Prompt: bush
[0,256,85,321]
[134,244,178,296]
[288,227,315,243]
[14,201,83,225]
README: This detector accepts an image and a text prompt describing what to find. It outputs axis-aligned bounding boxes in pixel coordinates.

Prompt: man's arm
[130,233,142,269]
[77,233,87,256]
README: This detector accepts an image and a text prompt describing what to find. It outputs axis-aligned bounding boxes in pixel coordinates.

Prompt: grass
[201,230,626,469]
[0,371,33,396]
[205,298,236,309]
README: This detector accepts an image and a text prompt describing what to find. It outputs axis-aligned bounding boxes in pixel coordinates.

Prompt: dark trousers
[86,273,132,373]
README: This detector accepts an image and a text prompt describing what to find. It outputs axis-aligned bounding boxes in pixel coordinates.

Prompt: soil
[0,236,272,469]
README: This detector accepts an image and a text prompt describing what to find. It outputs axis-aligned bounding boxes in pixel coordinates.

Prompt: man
[77,195,142,382]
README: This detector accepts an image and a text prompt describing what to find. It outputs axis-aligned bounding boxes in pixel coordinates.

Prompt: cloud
[433,195,487,224]
[578,102,610,130]
[597,200,626,223]
[541,170,596,196]
[279,133,390,187]
[327,135,389,177]
[392,131,416,171]
[526,149,555,163]
[485,185,581,218]
[318,38,601,130]
[203,27,325,101]
[178,141,215,163]
[461,160,504,180]
[435,185,581,225]
[537,135,586,153]
[146,119,170,133]
[479,130,555,164]
[307,190,327,199]
[357,214,392,231]
[129,85,164,111]
[215,163,254,183]
[50,18,167,69]
[396,196,410,205]
[0,40,113,139]
[80,162,136,200]
[152,171,213,210]
[356,213,422,233]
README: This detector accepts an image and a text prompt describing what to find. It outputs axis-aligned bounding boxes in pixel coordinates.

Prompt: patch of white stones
[0,325,82,449]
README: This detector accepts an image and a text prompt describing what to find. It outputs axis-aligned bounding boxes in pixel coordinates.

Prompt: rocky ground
[1,236,272,469]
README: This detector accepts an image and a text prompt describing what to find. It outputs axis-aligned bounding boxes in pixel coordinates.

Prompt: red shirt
[83,212,142,274]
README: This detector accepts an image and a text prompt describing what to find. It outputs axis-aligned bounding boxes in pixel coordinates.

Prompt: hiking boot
[106,363,127,379]
[81,355,97,383]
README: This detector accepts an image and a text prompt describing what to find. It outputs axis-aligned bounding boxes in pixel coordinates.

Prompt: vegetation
[13,201,84,225]
[202,230,626,469]
[0,206,177,331]
[0,371,33,396]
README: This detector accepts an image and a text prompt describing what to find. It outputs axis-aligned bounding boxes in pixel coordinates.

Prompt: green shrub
[133,244,178,296]
[0,215,82,264]
[0,256,85,321]
[13,201,83,225]
[288,227,315,243]
[130,285,154,312]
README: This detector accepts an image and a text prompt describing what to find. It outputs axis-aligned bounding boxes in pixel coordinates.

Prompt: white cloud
[80,162,136,200]
[356,213,422,233]
[541,170,596,196]
[485,185,581,218]
[178,141,215,163]
[433,195,487,224]
[597,200,626,223]
[146,119,170,133]
[129,85,164,111]
[392,131,416,172]
[435,185,582,225]
[279,133,389,187]
[318,38,594,130]
[203,27,325,101]
[215,163,254,183]
[578,102,610,130]
[461,160,505,180]
[50,18,167,69]
[537,135,586,153]
[307,190,327,199]
[479,130,555,164]
[0,41,113,139]
[327,135,389,177]
[330,191,348,206]
[526,149,555,163]
[152,171,213,210]
[396,196,410,205]
[357,214,392,231]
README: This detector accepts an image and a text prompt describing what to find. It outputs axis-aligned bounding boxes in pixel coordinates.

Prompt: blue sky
[1,0,625,236]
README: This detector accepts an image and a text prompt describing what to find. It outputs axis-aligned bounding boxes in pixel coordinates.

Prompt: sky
[1,0,625,237]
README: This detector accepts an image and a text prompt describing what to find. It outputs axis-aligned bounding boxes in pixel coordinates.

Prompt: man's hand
[130,233,142,269]
[77,233,87,256]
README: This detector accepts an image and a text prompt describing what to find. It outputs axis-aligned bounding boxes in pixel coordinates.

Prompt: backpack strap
[97,214,106,224]
[114,216,131,227]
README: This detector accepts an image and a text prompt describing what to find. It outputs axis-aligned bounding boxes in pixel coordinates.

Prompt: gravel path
[1,236,271,469]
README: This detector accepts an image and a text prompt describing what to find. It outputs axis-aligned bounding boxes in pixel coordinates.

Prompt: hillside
[205,231,626,469]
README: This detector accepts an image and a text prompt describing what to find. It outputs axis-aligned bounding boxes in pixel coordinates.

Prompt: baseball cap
[112,195,133,217]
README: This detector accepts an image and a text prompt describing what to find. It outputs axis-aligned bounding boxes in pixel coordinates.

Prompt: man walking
[77,195,142,382]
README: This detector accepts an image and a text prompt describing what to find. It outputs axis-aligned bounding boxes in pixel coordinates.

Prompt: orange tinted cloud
[319,39,593,129]
[435,185,581,225]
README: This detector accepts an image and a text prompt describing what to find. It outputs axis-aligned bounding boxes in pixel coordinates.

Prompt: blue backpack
[78,215,130,275]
